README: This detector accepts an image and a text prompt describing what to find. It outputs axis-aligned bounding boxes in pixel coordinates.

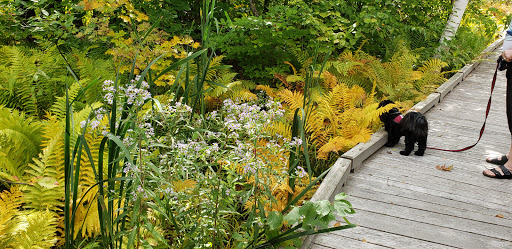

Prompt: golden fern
[263,121,292,140]
[277,89,304,112]
[23,147,63,211]
[320,71,339,90]
[227,88,258,103]
[255,85,278,98]
[0,186,22,248]
[8,210,58,249]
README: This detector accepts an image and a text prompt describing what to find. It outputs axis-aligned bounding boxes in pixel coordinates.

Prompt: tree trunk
[249,0,259,17]
[439,0,469,43]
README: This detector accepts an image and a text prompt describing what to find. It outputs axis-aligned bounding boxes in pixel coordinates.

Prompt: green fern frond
[23,145,63,211]
[414,58,449,93]
[205,55,226,81]
[0,106,44,178]
[0,46,71,117]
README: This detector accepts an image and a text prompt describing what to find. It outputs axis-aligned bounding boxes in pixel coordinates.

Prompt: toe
[482,169,496,177]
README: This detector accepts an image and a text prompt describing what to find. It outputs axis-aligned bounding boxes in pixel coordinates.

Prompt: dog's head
[378,100,401,123]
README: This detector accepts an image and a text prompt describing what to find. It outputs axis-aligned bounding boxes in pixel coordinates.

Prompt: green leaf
[334,193,348,201]
[314,200,331,218]
[232,233,243,241]
[267,211,283,231]
[333,200,354,217]
[284,206,300,225]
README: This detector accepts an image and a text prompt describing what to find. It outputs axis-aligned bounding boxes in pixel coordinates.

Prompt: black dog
[378,100,428,156]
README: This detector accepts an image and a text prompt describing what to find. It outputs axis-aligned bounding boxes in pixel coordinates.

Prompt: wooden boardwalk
[308,48,512,248]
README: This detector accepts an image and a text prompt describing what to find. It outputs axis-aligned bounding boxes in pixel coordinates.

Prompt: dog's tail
[402,112,428,138]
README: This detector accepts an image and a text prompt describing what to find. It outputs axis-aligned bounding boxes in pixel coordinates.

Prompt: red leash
[426,63,499,152]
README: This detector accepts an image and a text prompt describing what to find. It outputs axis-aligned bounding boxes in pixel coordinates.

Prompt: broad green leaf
[333,200,354,217]
[314,200,331,218]
[284,206,300,225]
[267,211,283,231]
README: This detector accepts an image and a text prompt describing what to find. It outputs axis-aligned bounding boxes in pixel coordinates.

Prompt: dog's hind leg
[400,135,414,156]
[415,137,427,156]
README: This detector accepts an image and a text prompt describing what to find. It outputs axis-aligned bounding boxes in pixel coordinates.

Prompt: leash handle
[426,63,499,152]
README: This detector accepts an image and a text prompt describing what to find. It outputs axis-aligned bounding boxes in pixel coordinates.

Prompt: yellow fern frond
[173,179,197,192]
[205,55,226,81]
[321,71,339,90]
[9,210,58,249]
[255,85,278,99]
[284,61,297,75]
[316,137,352,160]
[263,121,292,140]
[228,89,257,102]
[0,186,22,246]
[277,89,304,112]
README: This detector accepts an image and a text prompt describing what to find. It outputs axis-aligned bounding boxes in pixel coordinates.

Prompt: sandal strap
[499,165,512,176]
[490,168,503,176]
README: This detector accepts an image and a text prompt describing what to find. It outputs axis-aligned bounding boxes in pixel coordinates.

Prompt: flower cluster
[79,107,109,136]
[102,76,152,108]
[221,99,285,135]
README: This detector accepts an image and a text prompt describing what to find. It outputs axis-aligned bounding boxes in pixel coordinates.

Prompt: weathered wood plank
[338,210,512,248]
[344,185,512,227]
[328,226,454,249]
[348,171,512,216]
[311,233,390,249]
[347,196,512,240]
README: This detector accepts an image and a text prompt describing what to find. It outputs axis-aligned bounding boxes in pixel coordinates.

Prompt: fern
[277,89,304,112]
[0,186,22,248]
[9,210,58,249]
[263,121,292,139]
[0,46,72,117]
[23,145,64,211]
[255,85,278,98]
[0,106,44,179]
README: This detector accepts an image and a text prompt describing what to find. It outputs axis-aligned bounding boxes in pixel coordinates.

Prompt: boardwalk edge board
[300,37,505,249]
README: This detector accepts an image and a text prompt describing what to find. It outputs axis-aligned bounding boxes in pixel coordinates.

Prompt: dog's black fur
[378,100,428,156]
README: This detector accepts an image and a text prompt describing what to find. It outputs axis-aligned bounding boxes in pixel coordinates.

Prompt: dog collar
[393,114,404,123]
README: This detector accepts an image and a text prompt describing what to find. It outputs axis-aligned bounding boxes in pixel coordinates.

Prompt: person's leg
[483,67,512,177]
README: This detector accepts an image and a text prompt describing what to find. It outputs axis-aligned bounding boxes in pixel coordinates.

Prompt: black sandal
[483,165,512,179]
[486,155,508,165]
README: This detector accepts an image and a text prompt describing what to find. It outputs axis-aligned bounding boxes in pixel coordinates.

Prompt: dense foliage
[0,0,511,248]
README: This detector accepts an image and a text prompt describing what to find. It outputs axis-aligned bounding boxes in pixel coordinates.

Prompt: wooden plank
[347,196,512,240]
[362,151,504,185]
[344,183,512,225]
[312,233,389,249]
[340,210,512,248]
[359,155,512,207]
[329,226,454,249]
[348,171,512,215]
